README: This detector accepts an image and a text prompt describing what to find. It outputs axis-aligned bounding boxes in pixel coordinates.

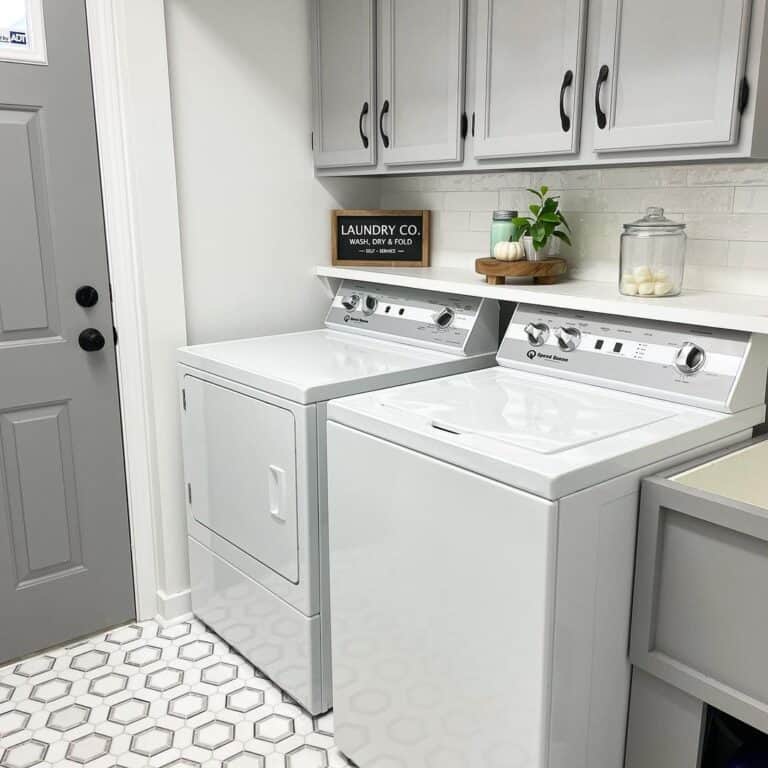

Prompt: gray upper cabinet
[593,0,752,153]
[378,0,467,166]
[311,0,376,168]
[473,0,587,159]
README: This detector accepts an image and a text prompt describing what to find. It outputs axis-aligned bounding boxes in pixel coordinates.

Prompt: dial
[434,307,455,328]
[524,322,550,347]
[675,342,707,375]
[362,295,378,315]
[554,326,582,352]
[341,294,360,311]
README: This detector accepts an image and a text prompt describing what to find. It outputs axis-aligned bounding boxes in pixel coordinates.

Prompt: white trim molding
[85,0,190,621]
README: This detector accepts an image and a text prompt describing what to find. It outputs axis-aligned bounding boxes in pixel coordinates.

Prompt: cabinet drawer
[630,439,768,733]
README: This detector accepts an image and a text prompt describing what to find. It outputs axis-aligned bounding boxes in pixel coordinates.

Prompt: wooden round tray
[475,257,567,285]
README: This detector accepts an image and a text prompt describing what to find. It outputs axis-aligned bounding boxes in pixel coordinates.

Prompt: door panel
[594,0,751,152]
[0,107,58,338]
[0,0,134,663]
[473,0,587,158]
[380,0,467,165]
[312,0,376,168]
[183,376,300,584]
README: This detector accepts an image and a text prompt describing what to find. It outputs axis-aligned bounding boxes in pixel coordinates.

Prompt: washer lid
[327,367,760,499]
[178,329,495,404]
[382,368,673,454]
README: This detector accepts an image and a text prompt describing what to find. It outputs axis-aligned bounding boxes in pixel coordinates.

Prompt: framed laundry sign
[0,0,46,65]
[331,210,430,267]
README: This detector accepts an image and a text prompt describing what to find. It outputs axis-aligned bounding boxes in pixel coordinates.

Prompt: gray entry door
[0,0,135,662]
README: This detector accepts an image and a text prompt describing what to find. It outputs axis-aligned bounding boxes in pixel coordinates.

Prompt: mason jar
[490,210,521,257]
[619,207,686,298]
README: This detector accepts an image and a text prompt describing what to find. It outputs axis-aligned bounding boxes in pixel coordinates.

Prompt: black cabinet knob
[75,285,99,308]
[79,328,106,351]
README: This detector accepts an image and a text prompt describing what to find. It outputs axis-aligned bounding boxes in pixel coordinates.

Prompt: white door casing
[86,0,188,621]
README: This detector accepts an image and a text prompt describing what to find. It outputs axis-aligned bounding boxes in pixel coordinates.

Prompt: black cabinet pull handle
[559,69,574,132]
[358,101,369,148]
[595,64,609,129]
[379,99,390,148]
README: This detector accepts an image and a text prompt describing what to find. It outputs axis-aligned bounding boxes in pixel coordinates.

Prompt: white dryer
[326,303,768,768]
[176,280,499,714]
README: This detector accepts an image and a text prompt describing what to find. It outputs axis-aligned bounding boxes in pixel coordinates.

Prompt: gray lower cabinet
[590,0,752,153]
[473,0,587,159]
[628,438,768,766]
[378,0,467,166]
[311,0,376,169]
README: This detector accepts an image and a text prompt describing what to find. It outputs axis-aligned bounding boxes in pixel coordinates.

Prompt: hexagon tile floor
[0,619,352,768]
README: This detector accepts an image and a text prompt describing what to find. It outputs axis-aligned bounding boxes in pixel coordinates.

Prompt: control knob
[433,307,455,328]
[341,294,360,311]
[554,326,582,352]
[674,342,706,375]
[524,322,550,347]
[362,295,378,315]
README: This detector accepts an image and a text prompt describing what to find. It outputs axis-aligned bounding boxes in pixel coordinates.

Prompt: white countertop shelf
[316,265,768,334]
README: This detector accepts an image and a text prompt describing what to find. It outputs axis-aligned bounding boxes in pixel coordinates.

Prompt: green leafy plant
[512,186,572,252]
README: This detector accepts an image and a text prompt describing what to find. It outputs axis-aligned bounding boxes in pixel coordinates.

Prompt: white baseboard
[155,588,192,621]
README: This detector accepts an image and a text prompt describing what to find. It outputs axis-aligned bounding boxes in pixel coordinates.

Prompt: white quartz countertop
[316,265,768,334]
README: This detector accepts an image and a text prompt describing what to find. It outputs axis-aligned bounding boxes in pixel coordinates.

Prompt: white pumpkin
[493,240,526,261]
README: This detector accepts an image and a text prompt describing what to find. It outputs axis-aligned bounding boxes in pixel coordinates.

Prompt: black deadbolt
[79,328,106,351]
[75,285,99,308]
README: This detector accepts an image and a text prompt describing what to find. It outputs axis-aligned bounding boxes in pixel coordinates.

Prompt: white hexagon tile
[0,619,351,768]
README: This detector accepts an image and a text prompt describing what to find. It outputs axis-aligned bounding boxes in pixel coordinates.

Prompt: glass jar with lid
[619,207,686,297]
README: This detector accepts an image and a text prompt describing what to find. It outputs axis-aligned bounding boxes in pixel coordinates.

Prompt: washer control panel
[325,281,498,356]
[499,304,758,411]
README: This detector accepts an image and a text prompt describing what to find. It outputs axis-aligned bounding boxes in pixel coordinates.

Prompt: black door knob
[79,328,106,351]
[75,285,99,308]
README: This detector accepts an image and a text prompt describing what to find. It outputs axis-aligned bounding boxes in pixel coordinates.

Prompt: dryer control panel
[499,304,768,412]
[325,281,499,356]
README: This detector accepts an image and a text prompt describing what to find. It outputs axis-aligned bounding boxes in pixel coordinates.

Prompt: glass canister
[490,209,521,257]
[619,207,686,297]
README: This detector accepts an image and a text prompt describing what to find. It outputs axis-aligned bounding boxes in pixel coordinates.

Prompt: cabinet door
[473,0,587,159]
[379,0,467,166]
[593,0,751,152]
[312,0,376,168]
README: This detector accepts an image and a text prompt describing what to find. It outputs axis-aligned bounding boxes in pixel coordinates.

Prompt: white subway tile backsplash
[443,190,499,211]
[378,162,768,296]
[733,186,768,213]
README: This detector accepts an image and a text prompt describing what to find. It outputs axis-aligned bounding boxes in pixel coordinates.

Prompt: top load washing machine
[176,280,499,714]
[326,303,768,768]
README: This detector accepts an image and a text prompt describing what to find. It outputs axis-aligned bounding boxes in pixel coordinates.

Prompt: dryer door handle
[268,465,287,523]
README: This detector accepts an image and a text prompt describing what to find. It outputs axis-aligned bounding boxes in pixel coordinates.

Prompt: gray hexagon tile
[46,704,91,732]
[107,698,149,726]
[13,656,54,678]
[0,738,48,768]
[66,732,112,764]
[129,725,174,756]
[0,618,352,767]
[70,649,109,673]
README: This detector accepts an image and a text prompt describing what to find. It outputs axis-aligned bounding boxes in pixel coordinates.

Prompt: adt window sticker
[0,0,47,65]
